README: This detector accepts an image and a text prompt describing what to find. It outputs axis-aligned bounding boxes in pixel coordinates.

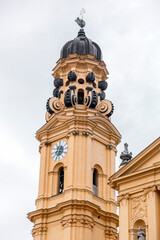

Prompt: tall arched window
[93,168,98,196]
[58,167,64,194]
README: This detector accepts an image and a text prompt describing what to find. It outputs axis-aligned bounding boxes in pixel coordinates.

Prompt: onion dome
[60,29,102,61]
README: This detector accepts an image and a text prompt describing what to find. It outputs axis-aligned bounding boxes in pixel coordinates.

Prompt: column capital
[143,185,158,194]
[117,193,130,206]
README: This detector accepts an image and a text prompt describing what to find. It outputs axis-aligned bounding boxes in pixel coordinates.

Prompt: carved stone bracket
[61,215,94,230]
[105,226,118,240]
[32,225,47,237]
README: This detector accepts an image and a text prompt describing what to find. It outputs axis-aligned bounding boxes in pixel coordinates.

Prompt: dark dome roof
[60,29,102,61]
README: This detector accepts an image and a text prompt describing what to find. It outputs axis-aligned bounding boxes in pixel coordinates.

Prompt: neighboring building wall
[109,137,160,240]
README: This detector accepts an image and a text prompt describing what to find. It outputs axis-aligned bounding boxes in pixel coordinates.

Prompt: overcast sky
[0,0,160,239]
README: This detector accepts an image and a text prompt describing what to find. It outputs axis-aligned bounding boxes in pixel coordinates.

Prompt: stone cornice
[117,185,160,206]
[36,114,121,145]
[35,187,117,207]
[28,199,118,224]
[109,163,160,191]
[53,54,108,80]
[143,185,160,194]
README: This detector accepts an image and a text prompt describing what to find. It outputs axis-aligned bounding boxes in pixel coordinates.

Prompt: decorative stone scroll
[96,99,114,117]
[61,215,94,230]
[46,97,64,114]
[32,225,47,237]
[64,88,76,107]
[105,226,118,240]
[131,195,147,220]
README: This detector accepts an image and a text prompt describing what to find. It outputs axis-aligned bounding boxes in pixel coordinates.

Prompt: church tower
[28,24,121,240]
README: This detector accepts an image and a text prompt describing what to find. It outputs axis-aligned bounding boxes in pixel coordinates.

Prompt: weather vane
[75,8,86,28]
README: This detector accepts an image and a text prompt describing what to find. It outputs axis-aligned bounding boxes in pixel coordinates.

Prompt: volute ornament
[96,99,114,117]
[46,97,64,114]
[89,91,98,108]
[64,88,76,107]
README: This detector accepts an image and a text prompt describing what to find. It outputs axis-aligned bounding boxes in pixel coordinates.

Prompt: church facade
[109,137,160,240]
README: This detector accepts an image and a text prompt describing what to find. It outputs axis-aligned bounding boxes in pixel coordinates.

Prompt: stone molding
[117,184,160,206]
[36,114,121,146]
[28,199,119,227]
[61,215,94,230]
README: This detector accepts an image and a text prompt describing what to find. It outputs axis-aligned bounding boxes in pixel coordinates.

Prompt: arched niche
[130,219,147,240]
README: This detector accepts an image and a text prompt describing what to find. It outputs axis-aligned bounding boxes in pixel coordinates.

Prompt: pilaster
[144,186,160,240]
[117,194,129,240]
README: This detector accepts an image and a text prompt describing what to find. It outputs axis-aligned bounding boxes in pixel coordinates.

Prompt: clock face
[51,140,68,161]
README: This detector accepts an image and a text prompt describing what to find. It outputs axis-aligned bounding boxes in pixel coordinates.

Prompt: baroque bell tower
[28,21,121,240]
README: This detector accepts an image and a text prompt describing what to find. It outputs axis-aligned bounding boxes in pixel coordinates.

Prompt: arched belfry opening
[93,168,98,196]
[58,167,64,194]
[77,89,84,104]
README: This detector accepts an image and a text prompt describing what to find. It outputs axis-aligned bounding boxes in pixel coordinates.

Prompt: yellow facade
[28,52,121,240]
[109,137,160,240]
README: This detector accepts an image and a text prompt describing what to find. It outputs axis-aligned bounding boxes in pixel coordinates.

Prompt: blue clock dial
[51,141,68,161]
[56,145,64,156]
